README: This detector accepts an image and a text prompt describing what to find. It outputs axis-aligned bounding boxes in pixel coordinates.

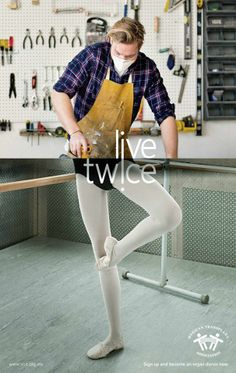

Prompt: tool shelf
[19,130,66,137]
[204,1,236,120]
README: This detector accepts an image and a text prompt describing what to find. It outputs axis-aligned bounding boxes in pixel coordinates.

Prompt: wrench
[56,66,60,79]
[44,66,49,82]
[31,71,39,110]
[22,79,29,108]
[51,66,55,82]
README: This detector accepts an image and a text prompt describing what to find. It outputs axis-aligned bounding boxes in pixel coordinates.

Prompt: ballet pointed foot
[87,337,124,359]
[95,236,118,271]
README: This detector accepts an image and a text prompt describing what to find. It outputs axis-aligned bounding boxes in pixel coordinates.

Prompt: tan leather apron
[67,67,134,159]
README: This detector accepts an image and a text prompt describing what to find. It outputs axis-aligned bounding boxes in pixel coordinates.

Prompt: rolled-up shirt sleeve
[53,48,93,99]
[144,62,176,125]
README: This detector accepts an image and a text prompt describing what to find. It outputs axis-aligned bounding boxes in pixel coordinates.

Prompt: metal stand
[122,161,209,304]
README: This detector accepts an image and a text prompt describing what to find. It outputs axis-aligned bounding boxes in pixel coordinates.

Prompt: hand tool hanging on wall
[52,4,85,14]
[52,3,118,17]
[25,120,34,145]
[173,64,190,103]
[72,29,82,47]
[37,121,46,133]
[44,66,49,82]
[42,86,52,111]
[0,40,4,65]
[0,120,11,131]
[56,66,60,80]
[60,28,69,44]
[86,18,108,46]
[124,0,128,16]
[31,71,39,110]
[164,1,192,60]
[0,38,13,65]
[154,16,160,33]
[36,30,44,45]
[167,48,176,70]
[184,0,192,59]
[173,64,186,77]
[9,73,17,98]
[23,29,33,49]
[159,47,176,70]
[50,66,55,82]
[196,0,204,136]
[4,39,9,64]
[164,0,170,12]
[165,0,185,12]
[44,65,65,82]
[85,9,118,17]
[7,0,20,9]
[131,0,140,21]
[32,0,40,4]
[9,36,14,63]
[49,27,56,48]
[22,79,29,107]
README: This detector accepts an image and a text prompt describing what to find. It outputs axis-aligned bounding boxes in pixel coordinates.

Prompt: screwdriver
[4,39,9,64]
[9,36,14,64]
[0,40,4,66]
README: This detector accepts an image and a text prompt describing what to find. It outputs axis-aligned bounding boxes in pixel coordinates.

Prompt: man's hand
[160,116,178,158]
[69,131,89,158]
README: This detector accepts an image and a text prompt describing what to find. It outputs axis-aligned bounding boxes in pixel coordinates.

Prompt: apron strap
[106,67,133,83]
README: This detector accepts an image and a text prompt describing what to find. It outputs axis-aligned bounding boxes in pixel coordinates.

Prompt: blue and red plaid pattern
[53,42,176,139]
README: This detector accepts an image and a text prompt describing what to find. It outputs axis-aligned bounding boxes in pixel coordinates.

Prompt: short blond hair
[107,17,145,48]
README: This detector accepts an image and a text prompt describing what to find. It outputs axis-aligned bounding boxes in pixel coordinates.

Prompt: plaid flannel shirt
[53,42,176,139]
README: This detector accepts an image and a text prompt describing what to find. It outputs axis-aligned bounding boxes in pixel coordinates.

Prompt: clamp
[36,30,44,45]
[49,27,56,48]
[23,29,33,49]
[60,28,69,44]
[9,73,16,98]
[72,28,82,47]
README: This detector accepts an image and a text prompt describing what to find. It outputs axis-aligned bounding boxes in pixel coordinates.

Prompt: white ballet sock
[87,265,124,359]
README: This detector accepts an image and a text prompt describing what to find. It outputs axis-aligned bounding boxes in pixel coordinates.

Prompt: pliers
[72,29,82,47]
[9,73,16,98]
[49,27,56,48]
[36,30,44,45]
[23,29,33,49]
[60,28,69,44]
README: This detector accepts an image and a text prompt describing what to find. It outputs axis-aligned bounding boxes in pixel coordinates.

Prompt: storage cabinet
[204,0,236,120]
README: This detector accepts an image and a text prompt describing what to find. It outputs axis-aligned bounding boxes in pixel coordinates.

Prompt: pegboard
[0,0,197,127]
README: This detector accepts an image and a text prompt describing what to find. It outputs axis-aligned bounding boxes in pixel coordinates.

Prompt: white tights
[75,161,182,348]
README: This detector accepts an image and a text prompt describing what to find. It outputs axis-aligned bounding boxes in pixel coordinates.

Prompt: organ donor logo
[188,325,229,358]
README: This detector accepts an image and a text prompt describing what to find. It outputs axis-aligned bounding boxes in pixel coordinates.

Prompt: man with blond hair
[52,17,177,160]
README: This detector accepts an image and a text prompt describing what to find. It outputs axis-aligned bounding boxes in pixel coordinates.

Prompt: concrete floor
[0,236,235,373]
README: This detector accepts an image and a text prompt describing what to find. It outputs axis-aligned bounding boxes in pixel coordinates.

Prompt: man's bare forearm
[51,90,80,135]
[160,116,178,158]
